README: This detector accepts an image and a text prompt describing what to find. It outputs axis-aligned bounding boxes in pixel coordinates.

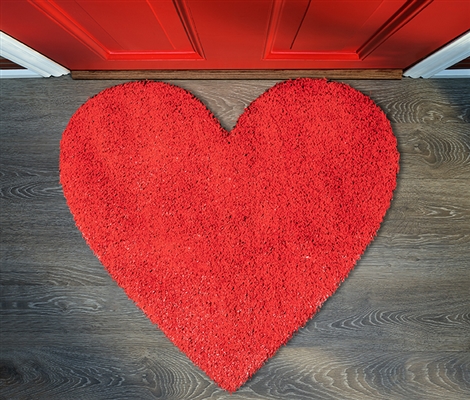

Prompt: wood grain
[71,69,403,80]
[1,76,469,399]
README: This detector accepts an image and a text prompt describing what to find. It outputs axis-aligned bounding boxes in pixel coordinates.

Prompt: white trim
[432,69,470,79]
[0,31,69,78]
[0,69,43,78]
[404,30,470,78]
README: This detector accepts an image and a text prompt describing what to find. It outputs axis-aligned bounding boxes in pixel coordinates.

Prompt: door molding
[404,30,470,78]
[0,31,69,78]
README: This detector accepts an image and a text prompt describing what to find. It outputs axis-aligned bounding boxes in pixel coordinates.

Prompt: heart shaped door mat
[60,78,399,391]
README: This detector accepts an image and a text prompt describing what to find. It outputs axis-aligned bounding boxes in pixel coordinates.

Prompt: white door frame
[0,31,69,78]
[404,30,470,78]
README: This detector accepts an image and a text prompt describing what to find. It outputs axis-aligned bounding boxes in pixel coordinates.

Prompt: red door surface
[1,0,469,71]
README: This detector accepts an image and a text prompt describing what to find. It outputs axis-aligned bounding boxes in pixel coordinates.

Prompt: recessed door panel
[27,0,203,60]
[264,0,430,61]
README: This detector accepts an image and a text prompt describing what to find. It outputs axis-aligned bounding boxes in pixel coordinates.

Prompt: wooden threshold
[71,69,402,80]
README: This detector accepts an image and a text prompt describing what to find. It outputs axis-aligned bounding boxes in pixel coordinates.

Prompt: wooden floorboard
[1,76,469,399]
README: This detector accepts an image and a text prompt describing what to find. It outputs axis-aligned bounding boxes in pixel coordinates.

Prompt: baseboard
[71,69,403,80]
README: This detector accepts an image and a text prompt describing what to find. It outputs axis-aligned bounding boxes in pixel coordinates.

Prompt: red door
[1,0,469,71]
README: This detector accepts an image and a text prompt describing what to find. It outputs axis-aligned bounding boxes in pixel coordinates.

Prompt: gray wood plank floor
[1,76,469,400]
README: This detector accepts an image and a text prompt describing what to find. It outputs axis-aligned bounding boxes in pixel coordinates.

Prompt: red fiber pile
[60,79,399,391]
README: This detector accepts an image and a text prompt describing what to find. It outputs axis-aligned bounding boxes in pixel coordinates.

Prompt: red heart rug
[60,78,399,391]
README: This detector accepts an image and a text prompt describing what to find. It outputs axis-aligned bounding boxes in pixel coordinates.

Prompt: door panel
[27,0,203,60]
[290,1,391,52]
[265,0,433,61]
[1,0,469,70]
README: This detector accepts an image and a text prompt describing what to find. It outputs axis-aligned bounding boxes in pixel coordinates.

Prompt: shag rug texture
[60,78,399,391]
